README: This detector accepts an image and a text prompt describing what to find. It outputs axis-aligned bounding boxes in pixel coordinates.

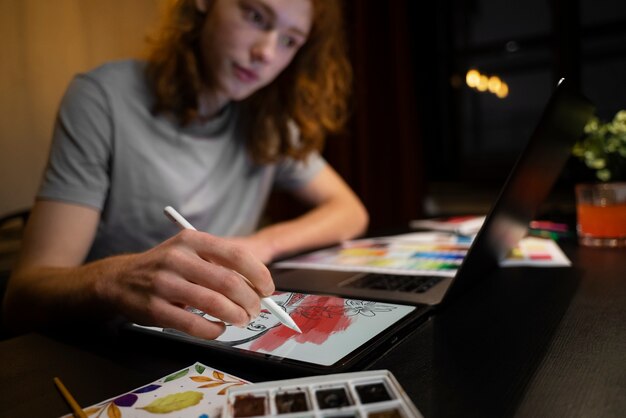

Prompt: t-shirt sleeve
[37,74,112,210]
[272,151,327,190]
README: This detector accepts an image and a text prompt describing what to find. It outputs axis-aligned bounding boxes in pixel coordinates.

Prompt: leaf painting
[138,391,203,413]
[106,403,122,418]
[113,394,138,407]
[84,406,102,416]
[63,363,249,418]
[216,384,245,396]
[164,368,189,382]
[83,396,132,417]
[189,369,247,393]
[132,384,161,394]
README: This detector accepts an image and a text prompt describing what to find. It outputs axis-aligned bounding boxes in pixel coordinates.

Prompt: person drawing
[2,0,368,339]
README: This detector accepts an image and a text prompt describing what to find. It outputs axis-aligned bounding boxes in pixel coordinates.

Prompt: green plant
[572,110,626,181]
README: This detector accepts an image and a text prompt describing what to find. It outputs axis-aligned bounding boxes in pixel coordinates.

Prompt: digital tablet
[128,291,428,373]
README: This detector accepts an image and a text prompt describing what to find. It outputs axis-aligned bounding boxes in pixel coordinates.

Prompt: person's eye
[279,35,302,49]
[242,6,267,28]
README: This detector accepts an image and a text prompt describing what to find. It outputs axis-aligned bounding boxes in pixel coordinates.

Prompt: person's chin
[230,86,261,101]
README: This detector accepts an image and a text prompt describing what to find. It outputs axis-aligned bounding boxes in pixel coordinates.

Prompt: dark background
[311,0,626,231]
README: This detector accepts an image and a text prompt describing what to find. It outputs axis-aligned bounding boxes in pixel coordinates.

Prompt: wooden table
[1,242,624,417]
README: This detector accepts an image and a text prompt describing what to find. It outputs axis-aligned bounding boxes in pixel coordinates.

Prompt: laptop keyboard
[346,273,443,293]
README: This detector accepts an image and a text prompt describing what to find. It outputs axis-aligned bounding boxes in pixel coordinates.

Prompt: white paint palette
[223,370,422,418]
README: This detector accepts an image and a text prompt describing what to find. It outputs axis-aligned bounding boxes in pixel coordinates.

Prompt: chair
[0,209,30,339]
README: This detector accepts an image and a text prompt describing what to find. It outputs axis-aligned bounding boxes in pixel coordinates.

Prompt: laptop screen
[444,78,595,302]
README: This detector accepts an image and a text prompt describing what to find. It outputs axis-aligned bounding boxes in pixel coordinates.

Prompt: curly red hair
[145,0,352,163]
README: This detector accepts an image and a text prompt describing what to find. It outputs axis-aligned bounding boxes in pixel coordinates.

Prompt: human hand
[97,229,274,339]
[225,235,276,264]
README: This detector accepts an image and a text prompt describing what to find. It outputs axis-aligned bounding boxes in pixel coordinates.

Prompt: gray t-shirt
[38,60,325,261]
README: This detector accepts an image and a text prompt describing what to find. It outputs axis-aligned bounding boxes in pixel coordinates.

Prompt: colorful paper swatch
[274,234,471,277]
[274,233,570,276]
[499,236,571,267]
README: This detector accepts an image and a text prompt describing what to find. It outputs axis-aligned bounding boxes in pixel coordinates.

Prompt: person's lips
[233,63,259,83]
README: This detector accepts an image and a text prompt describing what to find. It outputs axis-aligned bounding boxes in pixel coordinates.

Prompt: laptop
[129,79,593,373]
[273,78,594,307]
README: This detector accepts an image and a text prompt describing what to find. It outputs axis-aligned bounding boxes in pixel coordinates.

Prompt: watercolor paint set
[223,370,422,418]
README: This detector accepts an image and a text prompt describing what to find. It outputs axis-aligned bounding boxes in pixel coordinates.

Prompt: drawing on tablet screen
[202,292,413,364]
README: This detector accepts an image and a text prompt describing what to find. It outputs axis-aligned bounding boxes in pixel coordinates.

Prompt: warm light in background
[477,75,489,92]
[465,69,480,88]
[465,69,509,99]
[488,76,501,93]
[496,82,509,98]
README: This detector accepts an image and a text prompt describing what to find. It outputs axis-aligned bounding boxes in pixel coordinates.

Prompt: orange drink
[576,183,626,247]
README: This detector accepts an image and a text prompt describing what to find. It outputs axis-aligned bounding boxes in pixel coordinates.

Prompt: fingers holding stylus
[152,258,261,326]
[151,298,227,340]
[181,229,275,297]
[102,235,271,338]
[163,206,274,297]
[150,232,265,322]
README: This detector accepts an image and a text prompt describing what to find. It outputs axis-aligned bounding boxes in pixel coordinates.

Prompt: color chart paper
[274,233,571,276]
[499,236,571,267]
[274,234,471,277]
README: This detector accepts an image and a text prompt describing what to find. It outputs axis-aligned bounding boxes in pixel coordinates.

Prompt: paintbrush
[54,377,88,418]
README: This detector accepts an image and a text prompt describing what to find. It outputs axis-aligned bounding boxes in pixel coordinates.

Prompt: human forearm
[238,165,370,262]
[2,257,129,334]
[249,193,369,261]
[3,230,275,338]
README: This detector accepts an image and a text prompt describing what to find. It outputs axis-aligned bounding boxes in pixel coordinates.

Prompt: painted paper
[273,234,472,277]
[499,236,571,267]
[60,362,248,418]
[273,233,570,275]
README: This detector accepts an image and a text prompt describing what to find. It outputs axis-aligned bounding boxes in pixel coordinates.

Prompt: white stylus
[163,206,302,333]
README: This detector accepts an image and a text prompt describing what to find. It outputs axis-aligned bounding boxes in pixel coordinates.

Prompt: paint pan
[224,370,422,418]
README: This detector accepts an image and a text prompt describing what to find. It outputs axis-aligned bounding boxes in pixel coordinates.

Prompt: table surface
[1,241,625,417]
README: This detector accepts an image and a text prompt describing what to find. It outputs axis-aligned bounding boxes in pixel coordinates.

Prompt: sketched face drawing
[206,292,304,346]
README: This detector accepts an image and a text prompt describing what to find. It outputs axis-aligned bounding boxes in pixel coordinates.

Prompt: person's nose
[251,31,278,64]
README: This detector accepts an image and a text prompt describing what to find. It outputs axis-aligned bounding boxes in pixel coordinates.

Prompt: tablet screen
[131,291,418,369]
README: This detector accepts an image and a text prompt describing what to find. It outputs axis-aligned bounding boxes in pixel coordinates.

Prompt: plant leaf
[139,391,204,413]
[212,370,225,380]
[195,364,206,374]
[164,368,189,382]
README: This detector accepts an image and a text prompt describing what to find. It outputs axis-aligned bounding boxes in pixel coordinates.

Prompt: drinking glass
[575,182,626,247]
